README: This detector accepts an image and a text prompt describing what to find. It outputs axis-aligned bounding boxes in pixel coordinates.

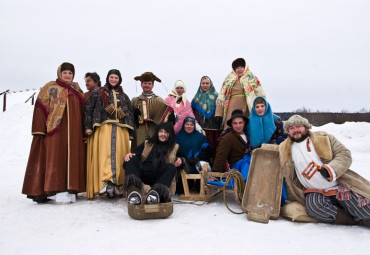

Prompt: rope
[220,169,245,214]
[172,199,206,206]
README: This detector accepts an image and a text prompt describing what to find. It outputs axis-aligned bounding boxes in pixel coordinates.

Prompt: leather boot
[334,208,357,226]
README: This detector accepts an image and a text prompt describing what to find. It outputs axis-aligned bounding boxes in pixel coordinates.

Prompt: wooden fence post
[25,92,36,105]
[0,90,9,112]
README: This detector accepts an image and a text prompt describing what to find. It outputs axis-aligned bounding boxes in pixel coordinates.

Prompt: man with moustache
[84,72,101,100]
[131,72,174,150]
[123,122,184,205]
[279,115,370,226]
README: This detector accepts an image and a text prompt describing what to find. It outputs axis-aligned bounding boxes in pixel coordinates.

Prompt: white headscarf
[169,80,187,106]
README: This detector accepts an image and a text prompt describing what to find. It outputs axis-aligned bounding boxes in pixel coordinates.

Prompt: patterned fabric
[191,76,218,119]
[36,77,84,136]
[217,65,262,115]
[248,96,287,148]
[83,87,134,135]
[165,94,195,134]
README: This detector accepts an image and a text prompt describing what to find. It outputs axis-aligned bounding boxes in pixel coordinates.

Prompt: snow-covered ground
[0,91,369,255]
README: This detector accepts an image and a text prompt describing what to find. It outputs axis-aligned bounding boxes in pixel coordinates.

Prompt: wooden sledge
[241,144,283,223]
[128,201,174,220]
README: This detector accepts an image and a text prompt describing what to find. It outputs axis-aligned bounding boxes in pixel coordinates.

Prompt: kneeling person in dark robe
[124,122,184,205]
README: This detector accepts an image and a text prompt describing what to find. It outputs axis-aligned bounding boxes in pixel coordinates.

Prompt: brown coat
[279,131,370,205]
[212,129,248,172]
[22,84,86,197]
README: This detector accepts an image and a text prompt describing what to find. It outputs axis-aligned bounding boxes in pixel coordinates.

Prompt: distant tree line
[276,108,370,126]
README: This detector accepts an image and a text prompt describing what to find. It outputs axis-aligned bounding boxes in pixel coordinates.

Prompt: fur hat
[284,115,312,131]
[232,58,246,70]
[60,62,75,76]
[227,109,248,127]
[134,72,161,83]
[106,69,122,86]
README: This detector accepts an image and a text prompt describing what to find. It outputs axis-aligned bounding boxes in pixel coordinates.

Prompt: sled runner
[242,144,283,223]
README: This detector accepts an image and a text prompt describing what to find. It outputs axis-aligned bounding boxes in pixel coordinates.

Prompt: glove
[318,167,330,179]
[214,116,222,127]
[167,112,176,125]
[195,122,205,135]
[134,108,141,127]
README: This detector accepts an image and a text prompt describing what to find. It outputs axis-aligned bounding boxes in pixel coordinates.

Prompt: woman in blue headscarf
[191,76,221,161]
[176,116,212,193]
[248,97,287,149]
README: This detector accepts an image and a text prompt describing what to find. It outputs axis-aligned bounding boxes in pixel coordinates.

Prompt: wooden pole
[25,92,36,105]
[0,90,9,112]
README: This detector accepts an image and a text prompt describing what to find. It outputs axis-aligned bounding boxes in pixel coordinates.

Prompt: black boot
[150,183,171,203]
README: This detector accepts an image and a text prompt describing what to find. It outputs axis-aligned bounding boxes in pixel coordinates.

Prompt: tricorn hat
[226,109,248,127]
[134,72,161,83]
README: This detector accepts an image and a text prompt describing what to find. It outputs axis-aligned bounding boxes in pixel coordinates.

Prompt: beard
[289,129,309,143]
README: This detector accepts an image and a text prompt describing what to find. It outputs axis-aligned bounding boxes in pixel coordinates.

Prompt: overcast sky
[0,0,369,112]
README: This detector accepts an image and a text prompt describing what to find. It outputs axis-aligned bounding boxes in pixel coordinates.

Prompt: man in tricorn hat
[131,72,174,150]
[280,115,370,226]
[211,109,252,173]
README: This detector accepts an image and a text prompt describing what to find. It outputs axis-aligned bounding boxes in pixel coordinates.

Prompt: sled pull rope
[221,170,245,214]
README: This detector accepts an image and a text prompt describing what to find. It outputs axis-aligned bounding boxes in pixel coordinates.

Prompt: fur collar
[279,131,333,165]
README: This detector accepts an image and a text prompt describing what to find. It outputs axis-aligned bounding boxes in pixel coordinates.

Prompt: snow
[1,91,369,255]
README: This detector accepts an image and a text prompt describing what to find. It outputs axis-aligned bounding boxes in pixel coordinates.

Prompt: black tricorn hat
[134,72,161,83]
[232,58,246,71]
[226,109,248,127]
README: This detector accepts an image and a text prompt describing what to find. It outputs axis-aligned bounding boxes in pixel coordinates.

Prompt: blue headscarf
[176,117,209,158]
[248,97,278,148]
[191,76,218,119]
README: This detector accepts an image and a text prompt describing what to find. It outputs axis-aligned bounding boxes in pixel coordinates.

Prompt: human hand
[124,153,136,162]
[85,131,92,136]
[174,157,182,167]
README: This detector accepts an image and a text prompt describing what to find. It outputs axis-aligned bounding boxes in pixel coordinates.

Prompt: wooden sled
[241,144,283,223]
[128,201,174,220]
[179,163,208,201]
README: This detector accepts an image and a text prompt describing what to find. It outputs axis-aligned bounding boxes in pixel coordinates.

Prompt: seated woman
[176,117,212,193]
[247,96,288,149]
[247,96,288,205]
[165,80,197,134]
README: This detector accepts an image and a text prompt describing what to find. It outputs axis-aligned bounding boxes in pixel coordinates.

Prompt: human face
[184,122,195,134]
[200,79,211,92]
[158,129,169,142]
[231,117,246,134]
[61,70,73,83]
[255,103,266,116]
[108,74,120,87]
[141,81,154,94]
[288,125,308,142]
[176,86,184,96]
[235,66,245,77]
[85,76,99,91]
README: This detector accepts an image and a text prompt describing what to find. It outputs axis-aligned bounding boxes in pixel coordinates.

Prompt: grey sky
[1,0,369,112]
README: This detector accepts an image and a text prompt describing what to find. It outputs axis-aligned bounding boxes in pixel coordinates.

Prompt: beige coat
[279,131,370,205]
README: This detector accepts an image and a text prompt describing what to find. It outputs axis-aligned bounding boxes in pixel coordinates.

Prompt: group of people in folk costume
[22,58,370,227]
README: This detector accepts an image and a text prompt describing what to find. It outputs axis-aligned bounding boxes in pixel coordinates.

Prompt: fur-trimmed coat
[279,131,370,205]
